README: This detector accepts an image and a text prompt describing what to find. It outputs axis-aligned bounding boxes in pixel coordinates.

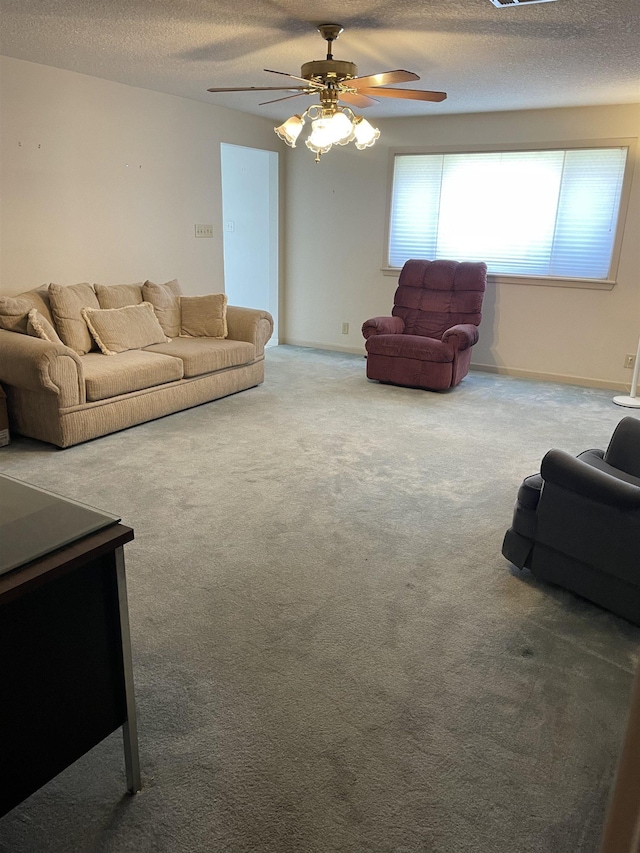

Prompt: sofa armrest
[226,306,274,358]
[0,330,85,407]
[541,448,640,509]
[361,316,405,339]
[441,324,479,351]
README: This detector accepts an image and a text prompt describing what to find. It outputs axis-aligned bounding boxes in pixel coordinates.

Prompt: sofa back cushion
[48,282,100,355]
[95,282,144,309]
[180,294,228,339]
[82,302,170,355]
[0,283,60,336]
[0,295,35,334]
[142,279,182,338]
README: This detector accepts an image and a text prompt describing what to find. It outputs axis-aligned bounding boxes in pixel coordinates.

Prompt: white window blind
[388,147,628,279]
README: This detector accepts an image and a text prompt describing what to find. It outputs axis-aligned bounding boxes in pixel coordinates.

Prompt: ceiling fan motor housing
[301,60,358,85]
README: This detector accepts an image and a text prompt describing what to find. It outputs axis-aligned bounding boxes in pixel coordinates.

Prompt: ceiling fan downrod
[317,23,344,60]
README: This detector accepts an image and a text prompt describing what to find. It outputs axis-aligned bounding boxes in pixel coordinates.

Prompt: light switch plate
[195,224,213,238]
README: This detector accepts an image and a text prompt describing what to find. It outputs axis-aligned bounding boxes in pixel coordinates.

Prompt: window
[387,145,630,283]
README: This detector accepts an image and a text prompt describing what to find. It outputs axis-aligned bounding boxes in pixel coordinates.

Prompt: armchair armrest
[362,316,405,339]
[0,330,85,407]
[226,306,274,358]
[541,448,640,509]
[441,324,479,351]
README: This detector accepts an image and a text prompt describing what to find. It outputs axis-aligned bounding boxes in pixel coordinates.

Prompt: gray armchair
[502,417,640,624]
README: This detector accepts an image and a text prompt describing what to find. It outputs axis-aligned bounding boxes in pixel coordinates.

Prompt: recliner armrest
[541,448,640,509]
[361,316,405,339]
[441,324,479,351]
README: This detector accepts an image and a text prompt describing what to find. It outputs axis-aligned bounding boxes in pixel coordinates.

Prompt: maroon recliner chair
[362,259,487,391]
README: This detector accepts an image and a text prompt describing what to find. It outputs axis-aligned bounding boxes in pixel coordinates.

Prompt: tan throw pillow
[27,309,64,345]
[48,282,100,355]
[180,294,228,339]
[82,302,170,355]
[95,282,144,309]
[142,279,181,338]
[0,295,33,334]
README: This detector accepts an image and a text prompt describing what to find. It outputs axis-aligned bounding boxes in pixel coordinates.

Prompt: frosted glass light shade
[353,117,380,150]
[305,136,332,156]
[274,115,304,147]
[307,117,335,150]
[330,111,355,145]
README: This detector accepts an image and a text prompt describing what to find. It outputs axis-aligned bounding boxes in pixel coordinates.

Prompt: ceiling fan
[207,23,447,161]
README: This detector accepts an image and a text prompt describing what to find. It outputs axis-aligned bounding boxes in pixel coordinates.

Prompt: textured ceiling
[0,0,639,120]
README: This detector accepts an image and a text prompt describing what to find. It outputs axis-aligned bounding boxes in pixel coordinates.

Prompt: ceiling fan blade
[338,91,378,109]
[356,87,447,102]
[264,69,323,88]
[207,85,310,93]
[347,70,420,90]
[259,91,315,105]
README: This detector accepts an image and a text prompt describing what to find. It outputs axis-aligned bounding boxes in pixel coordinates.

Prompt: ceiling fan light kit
[276,104,380,162]
[208,23,446,164]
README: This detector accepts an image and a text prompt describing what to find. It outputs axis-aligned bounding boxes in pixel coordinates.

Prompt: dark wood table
[0,474,141,817]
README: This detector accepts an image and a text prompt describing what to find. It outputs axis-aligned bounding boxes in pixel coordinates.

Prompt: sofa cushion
[0,287,56,334]
[81,350,184,402]
[82,302,170,355]
[48,282,100,355]
[0,295,34,334]
[17,286,55,325]
[180,293,228,339]
[144,337,255,378]
[95,282,144,309]
[142,279,182,338]
[27,309,64,345]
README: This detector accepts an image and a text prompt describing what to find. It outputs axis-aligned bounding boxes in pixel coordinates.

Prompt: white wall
[283,104,640,390]
[0,56,281,298]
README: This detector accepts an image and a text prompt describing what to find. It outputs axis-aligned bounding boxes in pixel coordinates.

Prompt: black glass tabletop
[0,474,120,576]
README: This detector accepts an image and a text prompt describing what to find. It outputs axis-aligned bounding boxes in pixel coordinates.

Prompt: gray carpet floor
[0,345,638,853]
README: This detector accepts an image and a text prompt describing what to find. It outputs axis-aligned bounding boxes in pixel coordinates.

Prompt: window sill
[380,267,616,290]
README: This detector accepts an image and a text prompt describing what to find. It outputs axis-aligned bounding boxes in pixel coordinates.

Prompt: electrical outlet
[195,224,213,238]
[342,322,349,335]
[625,354,636,369]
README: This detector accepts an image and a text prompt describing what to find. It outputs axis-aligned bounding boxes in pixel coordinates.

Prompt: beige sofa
[0,282,273,448]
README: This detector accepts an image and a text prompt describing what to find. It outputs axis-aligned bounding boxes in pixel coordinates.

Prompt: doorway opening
[220,144,279,344]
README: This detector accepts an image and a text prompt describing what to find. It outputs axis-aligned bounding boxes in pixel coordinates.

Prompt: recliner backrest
[392,259,487,339]
[604,417,640,478]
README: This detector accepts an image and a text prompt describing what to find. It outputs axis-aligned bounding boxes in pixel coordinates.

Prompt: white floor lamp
[614,335,640,408]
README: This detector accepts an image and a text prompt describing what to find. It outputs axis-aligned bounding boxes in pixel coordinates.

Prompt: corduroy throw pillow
[180,294,228,339]
[27,309,64,345]
[82,302,170,355]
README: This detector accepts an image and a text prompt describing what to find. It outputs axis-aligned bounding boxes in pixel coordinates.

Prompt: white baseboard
[470,362,626,392]
[279,340,626,392]
[282,338,367,356]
